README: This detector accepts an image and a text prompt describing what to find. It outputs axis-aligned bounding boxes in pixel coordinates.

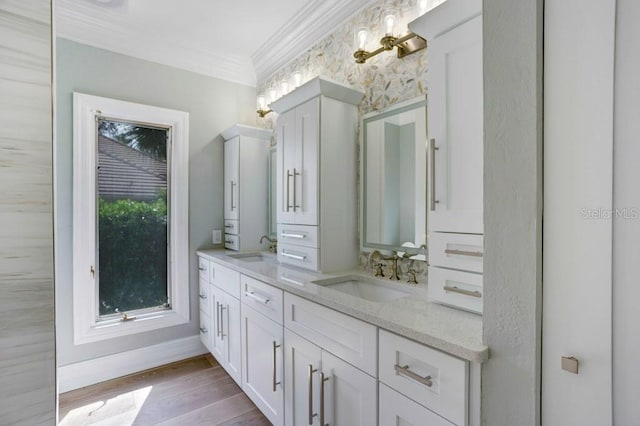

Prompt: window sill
[74,309,189,345]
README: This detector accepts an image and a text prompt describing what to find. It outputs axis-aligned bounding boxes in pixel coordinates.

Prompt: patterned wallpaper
[256,0,429,128]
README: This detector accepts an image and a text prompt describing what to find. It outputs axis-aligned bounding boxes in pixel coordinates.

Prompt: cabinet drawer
[430,232,483,273]
[210,262,241,299]
[241,275,283,324]
[284,293,377,376]
[379,330,468,426]
[224,219,239,235]
[278,242,319,271]
[199,310,211,352]
[198,257,209,281]
[379,383,454,426]
[198,280,210,317]
[277,224,319,248]
[428,266,483,314]
[224,234,239,251]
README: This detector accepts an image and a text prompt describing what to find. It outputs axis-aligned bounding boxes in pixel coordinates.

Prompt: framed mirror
[361,96,427,254]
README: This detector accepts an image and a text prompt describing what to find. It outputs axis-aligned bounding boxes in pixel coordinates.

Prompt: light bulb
[269,88,278,103]
[293,72,302,87]
[356,28,369,50]
[257,95,266,111]
[419,0,428,14]
[384,14,395,36]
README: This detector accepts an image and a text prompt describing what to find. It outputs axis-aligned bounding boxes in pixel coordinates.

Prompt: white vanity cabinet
[240,275,285,426]
[222,124,272,251]
[409,0,485,314]
[271,77,364,272]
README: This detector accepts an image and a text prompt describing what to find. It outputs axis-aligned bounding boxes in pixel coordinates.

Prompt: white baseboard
[58,335,208,393]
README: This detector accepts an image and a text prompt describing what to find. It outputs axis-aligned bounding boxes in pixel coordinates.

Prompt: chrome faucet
[382,254,401,280]
[259,235,277,253]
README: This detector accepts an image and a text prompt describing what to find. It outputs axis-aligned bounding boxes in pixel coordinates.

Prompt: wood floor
[58,355,270,426]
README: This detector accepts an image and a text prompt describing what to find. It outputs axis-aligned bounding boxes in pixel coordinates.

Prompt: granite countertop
[197,249,489,363]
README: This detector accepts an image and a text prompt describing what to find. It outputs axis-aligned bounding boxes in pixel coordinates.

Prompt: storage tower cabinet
[222,124,272,251]
[270,77,364,273]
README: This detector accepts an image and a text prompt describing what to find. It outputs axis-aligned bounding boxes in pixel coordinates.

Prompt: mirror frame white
[360,95,428,254]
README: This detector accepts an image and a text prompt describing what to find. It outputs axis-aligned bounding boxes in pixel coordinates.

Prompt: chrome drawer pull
[225,239,235,245]
[394,364,433,387]
[199,293,207,300]
[443,285,482,298]
[244,291,270,304]
[281,251,306,261]
[308,364,318,424]
[272,341,281,392]
[320,372,329,426]
[286,169,293,212]
[199,326,207,334]
[198,266,206,271]
[220,305,226,340]
[281,232,305,239]
[224,224,234,228]
[444,248,483,258]
[429,138,440,211]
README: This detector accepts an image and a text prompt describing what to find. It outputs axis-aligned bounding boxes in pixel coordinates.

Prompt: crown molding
[55,1,257,86]
[252,0,373,85]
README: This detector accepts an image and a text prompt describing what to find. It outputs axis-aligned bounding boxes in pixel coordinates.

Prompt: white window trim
[72,92,190,345]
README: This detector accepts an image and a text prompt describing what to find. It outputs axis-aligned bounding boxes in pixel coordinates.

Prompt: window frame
[73,92,190,345]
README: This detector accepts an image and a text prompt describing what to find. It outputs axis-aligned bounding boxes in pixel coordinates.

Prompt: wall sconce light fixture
[353,9,427,64]
[256,95,272,118]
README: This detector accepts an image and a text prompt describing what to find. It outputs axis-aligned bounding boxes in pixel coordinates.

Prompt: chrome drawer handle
[430,138,440,211]
[320,372,329,426]
[225,240,234,245]
[244,291,270,304]
[443,285,482,298]
[281,232,305,239]
[224,224,234,228]
[394,364,433,387]
[199,326,207,334]
[199,293,207,300]
[286,169,293,212]
[444,248,483,258]
[281,251,306,261]
[198,266,206,271]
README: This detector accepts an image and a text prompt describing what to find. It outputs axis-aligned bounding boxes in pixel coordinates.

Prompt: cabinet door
[428,15,483,234]
[210,285,225,364]
[293,98,319,225]
[277,108,296,224]
[224,293,242,386]
[242,304,284,426]
[224,136,240,220]
[321,351,377,426]
[379,384,454,426]
[285,330,322,426]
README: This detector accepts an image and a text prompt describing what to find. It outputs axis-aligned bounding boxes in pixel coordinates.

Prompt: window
[73,93,189,344]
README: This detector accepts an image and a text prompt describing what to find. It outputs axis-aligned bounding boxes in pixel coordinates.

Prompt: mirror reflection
[362,97,427,253]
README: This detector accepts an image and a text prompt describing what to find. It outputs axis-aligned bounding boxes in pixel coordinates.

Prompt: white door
[284,329,322,426]
[224,293,242,387]
[210,285,225,365]
[224,136,239,220]
[277,108,296,224]
[321,351,376,426]
[293,98,319,226]
[612,0,640,422]
[428,15,483,234]
[542,1,616,424]
[241,304,284,426]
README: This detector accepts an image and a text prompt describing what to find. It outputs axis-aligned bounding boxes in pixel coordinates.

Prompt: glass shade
[356,27,369,51]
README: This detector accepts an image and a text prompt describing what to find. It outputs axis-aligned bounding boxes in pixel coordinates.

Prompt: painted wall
[55,38,256,365]
[483,0,543,425]
[0,1,56,423]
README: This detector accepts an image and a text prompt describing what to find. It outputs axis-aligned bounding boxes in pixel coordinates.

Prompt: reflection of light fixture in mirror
[256,95,272,118]
[353,7,426,64]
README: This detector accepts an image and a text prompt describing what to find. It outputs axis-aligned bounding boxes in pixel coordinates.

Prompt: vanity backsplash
[358,251,428,278]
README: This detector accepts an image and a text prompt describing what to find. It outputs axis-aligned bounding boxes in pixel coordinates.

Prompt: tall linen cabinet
[270,77,364,272]
[410,0,485,314]
[221,124,272,251]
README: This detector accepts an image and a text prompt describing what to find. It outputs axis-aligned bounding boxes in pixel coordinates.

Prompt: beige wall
[0,0,56,424]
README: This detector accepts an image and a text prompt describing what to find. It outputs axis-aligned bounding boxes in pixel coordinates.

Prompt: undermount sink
[312,275,411,303]
[227,252,276,263]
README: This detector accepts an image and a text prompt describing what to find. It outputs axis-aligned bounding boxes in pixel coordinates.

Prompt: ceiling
[56,0,372,86]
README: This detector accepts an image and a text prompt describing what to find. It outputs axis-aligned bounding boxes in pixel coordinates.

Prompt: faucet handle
[407,268,418,284]
[375,263,385,277]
